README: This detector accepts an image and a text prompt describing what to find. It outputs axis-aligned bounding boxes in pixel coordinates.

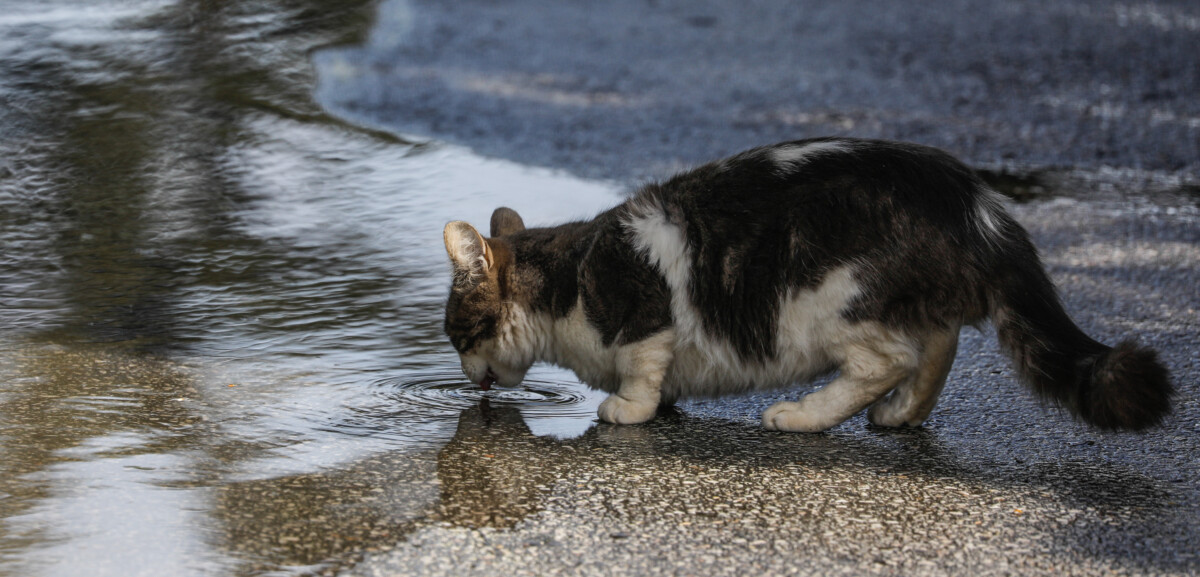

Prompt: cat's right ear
[444,221,493,289]
[489,207,526,237]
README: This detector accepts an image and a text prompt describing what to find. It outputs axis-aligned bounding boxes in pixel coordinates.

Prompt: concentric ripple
[339,369,604,443]
[375,371,594,417]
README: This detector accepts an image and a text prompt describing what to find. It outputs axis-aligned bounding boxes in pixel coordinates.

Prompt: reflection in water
[0,0,616,575]
[0,0,376,349]
[213,401,561,574]
[0,345,222,576]
[435,401,559,529]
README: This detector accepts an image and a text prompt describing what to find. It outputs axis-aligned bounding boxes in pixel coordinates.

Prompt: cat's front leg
[597,329,675,425]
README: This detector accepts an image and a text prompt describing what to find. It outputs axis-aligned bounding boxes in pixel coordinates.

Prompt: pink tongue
[479,374,496,391]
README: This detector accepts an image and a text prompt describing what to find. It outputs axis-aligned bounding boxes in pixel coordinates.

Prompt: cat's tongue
[479,371,497,391]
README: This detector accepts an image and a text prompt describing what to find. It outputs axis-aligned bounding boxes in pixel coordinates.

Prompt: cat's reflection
[212,399,561,571]
[435,399,558,528]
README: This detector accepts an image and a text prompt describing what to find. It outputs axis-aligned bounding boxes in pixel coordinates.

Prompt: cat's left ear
[444,221,493,288]
[490,207,526,237]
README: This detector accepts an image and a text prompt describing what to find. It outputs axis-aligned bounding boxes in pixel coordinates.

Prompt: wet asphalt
[327,0,1200,188]
[325,1,1200,575]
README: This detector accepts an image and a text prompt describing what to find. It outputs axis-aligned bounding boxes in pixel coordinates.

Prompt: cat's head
[442,208,528,389]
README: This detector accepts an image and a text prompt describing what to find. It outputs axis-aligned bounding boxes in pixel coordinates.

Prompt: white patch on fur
[624,201,885,401]
[486,294,678,424]
[624,197,700,343]
[485,297,619,387]
[768,140,852,175]
[543,299,622,392]
[973,187,1010,245]
[663,267,871,400]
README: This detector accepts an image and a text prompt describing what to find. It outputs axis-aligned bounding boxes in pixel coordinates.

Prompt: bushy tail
[989,239,1173,431]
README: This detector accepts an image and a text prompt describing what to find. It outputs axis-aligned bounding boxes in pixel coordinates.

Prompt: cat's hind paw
[866,402,925,428]
[598,395,658,425]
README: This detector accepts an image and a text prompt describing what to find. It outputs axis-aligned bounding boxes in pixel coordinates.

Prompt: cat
[442,137,1172,432]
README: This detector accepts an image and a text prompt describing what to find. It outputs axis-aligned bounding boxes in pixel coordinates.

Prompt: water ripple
[376,371,593,417]
[330,369,602,445]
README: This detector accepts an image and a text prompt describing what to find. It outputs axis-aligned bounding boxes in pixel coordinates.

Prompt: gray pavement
[324,0,1200,187]
[322,1,1200,575]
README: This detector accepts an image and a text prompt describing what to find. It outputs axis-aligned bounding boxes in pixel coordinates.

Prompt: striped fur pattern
[443,138,1173,432]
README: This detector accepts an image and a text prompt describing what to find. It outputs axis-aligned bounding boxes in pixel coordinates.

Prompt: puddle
[0,0,615,575]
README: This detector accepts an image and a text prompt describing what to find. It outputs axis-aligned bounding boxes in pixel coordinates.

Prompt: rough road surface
[315,1,1200,575]
[324,0,1200,189]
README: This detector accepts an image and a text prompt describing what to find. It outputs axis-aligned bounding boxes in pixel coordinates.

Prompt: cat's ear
[444,221,493,288]
[489,207,526,237]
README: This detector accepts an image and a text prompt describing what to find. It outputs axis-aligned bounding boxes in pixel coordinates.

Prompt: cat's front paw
[762,401,834,433]
[598,395,657,425]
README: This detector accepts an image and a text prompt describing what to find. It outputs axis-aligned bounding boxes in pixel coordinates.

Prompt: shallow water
[0,1,615,574]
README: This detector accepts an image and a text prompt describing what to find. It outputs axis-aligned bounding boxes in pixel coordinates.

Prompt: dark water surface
[0,1,613,574]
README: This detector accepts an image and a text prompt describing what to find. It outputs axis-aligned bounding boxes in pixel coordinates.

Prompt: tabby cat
[442,138,1172,432]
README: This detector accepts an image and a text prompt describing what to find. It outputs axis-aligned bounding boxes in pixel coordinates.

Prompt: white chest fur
[541,300,623,393]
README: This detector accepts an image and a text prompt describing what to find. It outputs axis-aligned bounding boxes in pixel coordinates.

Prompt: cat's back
[620,137,1003,367]
[633,137,985,232]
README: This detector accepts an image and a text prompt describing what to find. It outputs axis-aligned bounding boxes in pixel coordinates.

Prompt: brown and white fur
[443,138,1172,432]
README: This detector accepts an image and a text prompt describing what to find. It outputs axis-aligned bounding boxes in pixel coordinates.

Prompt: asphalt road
[319,1,1200,575]
[325,0,1200,188]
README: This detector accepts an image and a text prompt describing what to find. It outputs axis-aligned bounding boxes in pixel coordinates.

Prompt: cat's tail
[986,226,1173,431]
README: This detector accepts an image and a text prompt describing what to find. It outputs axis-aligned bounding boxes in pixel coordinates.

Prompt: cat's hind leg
[763,329,918,433]
[867,326,960,428]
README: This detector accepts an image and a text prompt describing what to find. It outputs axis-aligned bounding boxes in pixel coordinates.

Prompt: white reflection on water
[8,446,229,577]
